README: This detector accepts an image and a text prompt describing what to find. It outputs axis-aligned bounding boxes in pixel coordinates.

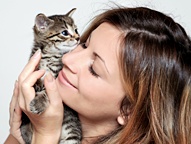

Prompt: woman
[5,6,191,144]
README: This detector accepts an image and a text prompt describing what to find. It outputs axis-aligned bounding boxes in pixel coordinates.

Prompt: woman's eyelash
[89,65,99,78]
[81,42,87,49]
[81,42,98,78]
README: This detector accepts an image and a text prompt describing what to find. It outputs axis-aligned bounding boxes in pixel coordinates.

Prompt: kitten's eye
[75,29,78,34]
[62,30,69,36]
[81,42,87,49]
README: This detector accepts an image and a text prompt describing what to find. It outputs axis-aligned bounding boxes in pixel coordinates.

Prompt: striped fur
[21,8,82,144]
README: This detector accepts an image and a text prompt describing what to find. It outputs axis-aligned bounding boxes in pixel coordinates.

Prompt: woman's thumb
[44,72,61,105]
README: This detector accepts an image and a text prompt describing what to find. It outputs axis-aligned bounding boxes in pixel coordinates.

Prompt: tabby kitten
[20,8,82,144]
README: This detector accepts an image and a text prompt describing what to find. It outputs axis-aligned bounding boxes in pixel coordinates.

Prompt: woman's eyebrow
[93,52,109,74]
[89,31,109,74]
[86,33,91,45]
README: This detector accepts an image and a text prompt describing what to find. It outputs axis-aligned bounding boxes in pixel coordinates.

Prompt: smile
[58,71,77,90]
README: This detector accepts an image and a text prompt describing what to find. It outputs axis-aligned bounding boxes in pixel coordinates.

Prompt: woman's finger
[44,72,62,106]
[18,49,41,83]
[9,81,19,126]
[10,103,22,129]
[19,69,45,111]
[10,103,25,144]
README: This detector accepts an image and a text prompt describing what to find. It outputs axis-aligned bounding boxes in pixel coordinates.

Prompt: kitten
[20,8,82,144]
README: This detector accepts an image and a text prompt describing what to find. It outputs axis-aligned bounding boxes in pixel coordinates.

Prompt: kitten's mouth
[63,41,79,47]
[54,42,78,52]
[62,44,78,47]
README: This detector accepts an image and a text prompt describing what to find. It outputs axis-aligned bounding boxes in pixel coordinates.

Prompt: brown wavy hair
[81,7,191,144]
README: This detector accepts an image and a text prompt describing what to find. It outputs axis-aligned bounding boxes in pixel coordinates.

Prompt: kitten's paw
[20,123,33,144]
[30,91,49,114]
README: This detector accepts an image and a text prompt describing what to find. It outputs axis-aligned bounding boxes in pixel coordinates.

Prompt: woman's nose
[62,45,88,74]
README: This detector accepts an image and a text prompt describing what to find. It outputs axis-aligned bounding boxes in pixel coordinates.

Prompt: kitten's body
[21,9,82,144]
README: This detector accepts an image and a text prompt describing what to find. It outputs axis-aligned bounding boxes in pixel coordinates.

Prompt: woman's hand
[8,80,24,144]
[9,50,64,143]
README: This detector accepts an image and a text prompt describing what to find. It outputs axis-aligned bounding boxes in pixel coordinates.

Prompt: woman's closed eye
[80,40,99,78]
[89,64,99,78]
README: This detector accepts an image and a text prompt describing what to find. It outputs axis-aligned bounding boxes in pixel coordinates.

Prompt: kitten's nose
[76,37,80,41]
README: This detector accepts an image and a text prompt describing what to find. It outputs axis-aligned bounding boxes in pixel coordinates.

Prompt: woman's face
[56,23,125,123]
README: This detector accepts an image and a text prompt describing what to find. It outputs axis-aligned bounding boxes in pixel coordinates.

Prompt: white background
[0,0,190,142]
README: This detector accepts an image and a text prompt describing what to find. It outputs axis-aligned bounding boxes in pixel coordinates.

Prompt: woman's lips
[58,71,77,90]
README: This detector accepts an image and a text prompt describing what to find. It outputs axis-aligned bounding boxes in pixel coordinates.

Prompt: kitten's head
[34,8,80,52]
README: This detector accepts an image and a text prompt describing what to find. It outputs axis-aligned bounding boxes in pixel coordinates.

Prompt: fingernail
[33,49,41,59]
[46,72,53,82]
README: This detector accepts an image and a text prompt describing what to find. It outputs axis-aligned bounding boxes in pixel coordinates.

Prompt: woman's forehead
[90,23,122,48]
[93,23,120,36]
[91,23,122,75]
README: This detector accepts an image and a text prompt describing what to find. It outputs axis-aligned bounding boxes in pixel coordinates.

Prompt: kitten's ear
[35,13,54,33]
[66,8,76,17]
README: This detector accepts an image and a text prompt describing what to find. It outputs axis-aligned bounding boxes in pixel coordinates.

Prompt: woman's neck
[81,136,100,144]
[79,115,119,140]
